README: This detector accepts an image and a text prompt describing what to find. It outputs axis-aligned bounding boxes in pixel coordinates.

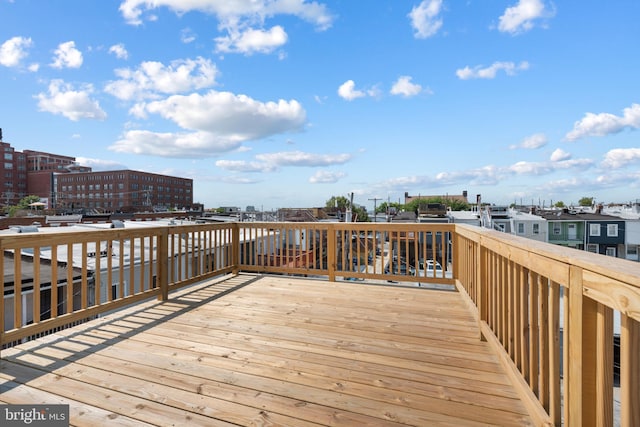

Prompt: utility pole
[368,197,382,222]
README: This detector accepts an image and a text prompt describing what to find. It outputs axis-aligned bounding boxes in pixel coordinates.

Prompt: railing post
[476,242,487,324]
[232,223,240,275]
[566,265,600,427]
[596,304,613,427]
[0,251,4,353]
[328,224,336,282]
[157,229,169,301]
[621,315,640,427]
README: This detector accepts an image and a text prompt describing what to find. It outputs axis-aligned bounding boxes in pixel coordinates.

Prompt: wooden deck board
[1,274,535,426]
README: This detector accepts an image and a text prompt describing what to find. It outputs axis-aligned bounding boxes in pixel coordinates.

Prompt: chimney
[462,190,468,200]
[0,128,3,141]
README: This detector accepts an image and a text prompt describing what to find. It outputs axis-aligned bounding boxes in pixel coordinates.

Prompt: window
[517,223,525,234]
[587,243,598,253]
[627,246,638,256]
[605,247,616,257]
[533,224,539,235]
[607,224,618,237]
[553,224,561,235]
[590,223,601,236]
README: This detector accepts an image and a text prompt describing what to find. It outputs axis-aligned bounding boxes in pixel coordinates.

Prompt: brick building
[56,170,193,212]
[0,131,193,212]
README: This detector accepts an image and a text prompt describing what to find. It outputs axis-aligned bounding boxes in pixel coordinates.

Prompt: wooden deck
[0,274,535,426]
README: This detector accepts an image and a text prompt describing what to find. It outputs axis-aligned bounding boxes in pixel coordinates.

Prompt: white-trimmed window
[590,223,601,236]
[517,223,525,234]
[605,247,616,257]
[533,223,539,235]
[587,243,598,253]
[553,224,561,235]
[607,224,618,237]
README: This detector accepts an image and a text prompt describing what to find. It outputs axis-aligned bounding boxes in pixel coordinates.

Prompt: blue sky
[1,0,639,211]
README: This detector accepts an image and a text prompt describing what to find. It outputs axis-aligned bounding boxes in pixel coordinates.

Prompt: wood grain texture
[1,274,536,426]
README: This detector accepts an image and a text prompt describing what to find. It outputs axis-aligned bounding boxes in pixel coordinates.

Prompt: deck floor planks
[1,274,535,426]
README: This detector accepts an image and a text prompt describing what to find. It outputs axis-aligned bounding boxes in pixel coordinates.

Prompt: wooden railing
[0,223,237,346]
[455,224,640,427]
[1,220,639,426]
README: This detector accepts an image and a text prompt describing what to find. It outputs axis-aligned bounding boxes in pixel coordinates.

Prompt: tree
[8,195,43,217]
[375,201,403,214]
[554,201,565,208]
[578,197,594,207]
[325,196,369,222]
[325,196,350,211]
[405,197,471,213]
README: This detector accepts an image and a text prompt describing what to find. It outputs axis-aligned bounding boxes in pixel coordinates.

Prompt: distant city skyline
[1,1,639,211]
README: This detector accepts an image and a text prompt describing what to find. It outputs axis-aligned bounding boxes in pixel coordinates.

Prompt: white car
[418,260,452,278]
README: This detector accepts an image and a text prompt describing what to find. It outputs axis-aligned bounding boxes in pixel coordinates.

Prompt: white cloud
[104,57,218,101]
[509,157,592,175]
[219,175,262,184]
[50,41,83,69]
[119,0,333,29]
[550,148,571,162]
[146,91,306,137]
[510,133,547,149]
[109,91,306,158]
[554,158,594,169]
[337,80,365,101]
[565,103,640,141]
[75,157,128,171]
[109,43,129,60]
[408,0,443,39]
[215,160,276,173]
[35,80,107,121]
[309,170,346,183]
[390,76,423,97]
[537,177,587,194]
[0,36,32,67]
[498,0,552,35]
[381,156,595,193]
[602,148,640,169]
[509,161,552,175]
[181,28,196,44]
[111,130,243,158]
[435,165,501,186]
[255,151,351,166]
[215,25,288,55]
[119,0,332,59]
[456,61,529,80]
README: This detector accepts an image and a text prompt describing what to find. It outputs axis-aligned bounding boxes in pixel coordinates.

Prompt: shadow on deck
[0,274,535,426]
